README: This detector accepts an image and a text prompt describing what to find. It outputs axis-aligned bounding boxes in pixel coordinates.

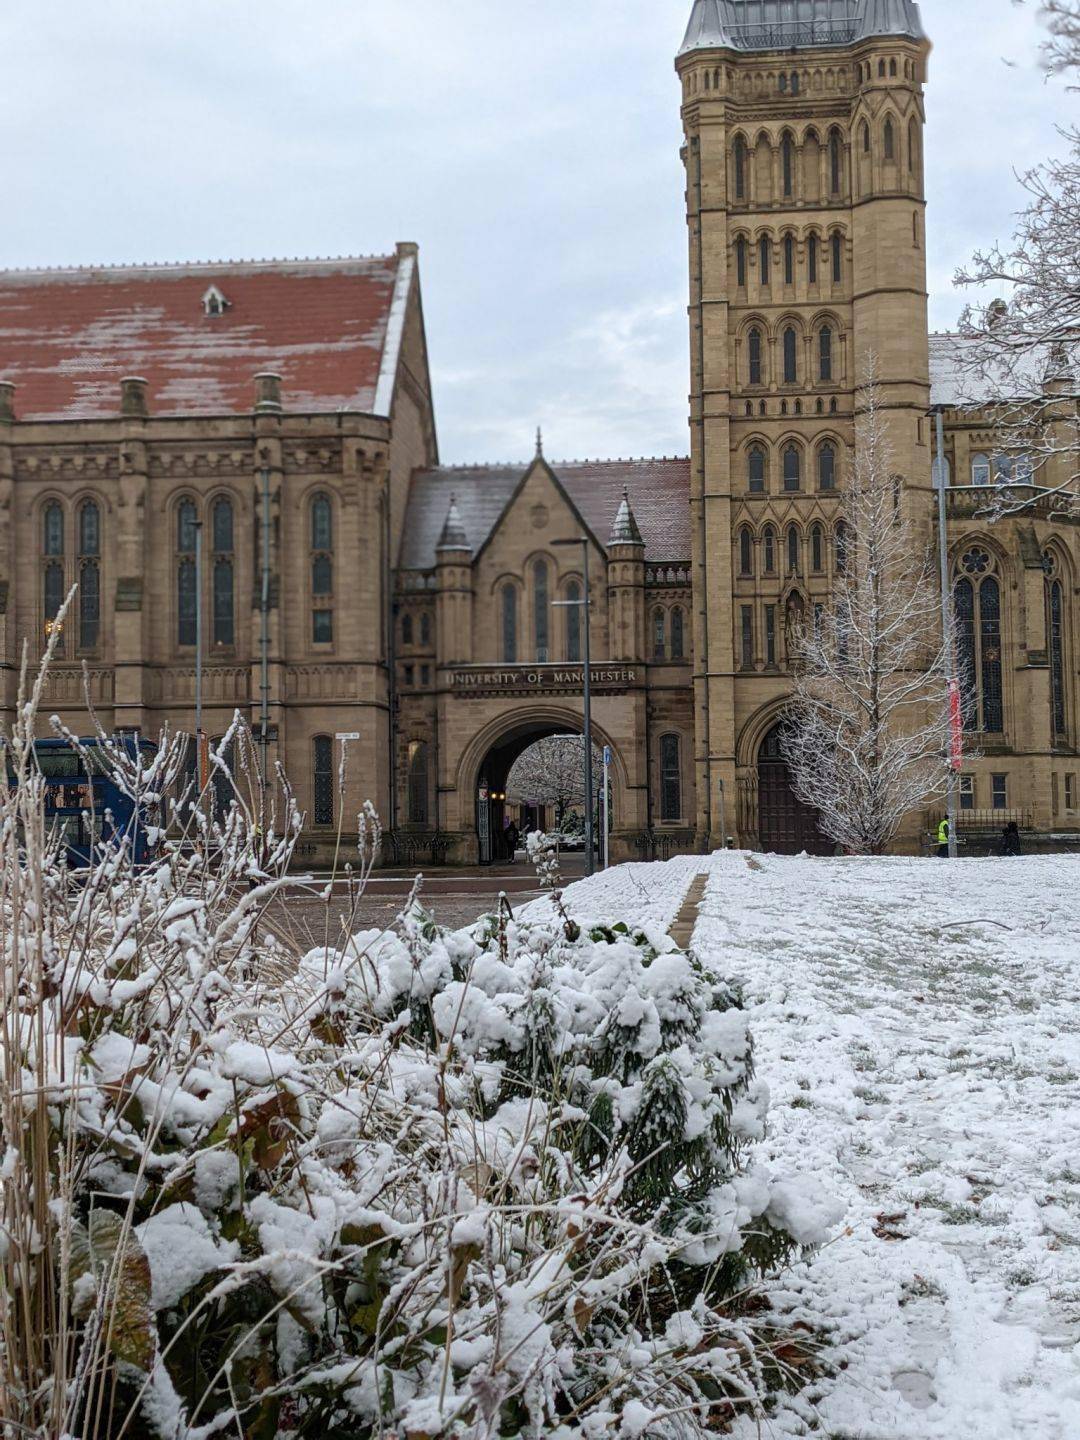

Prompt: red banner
[948,680,964,772]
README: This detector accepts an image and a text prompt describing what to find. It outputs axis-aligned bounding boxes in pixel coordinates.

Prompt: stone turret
[607,489,647,663]
[435,495,473,665]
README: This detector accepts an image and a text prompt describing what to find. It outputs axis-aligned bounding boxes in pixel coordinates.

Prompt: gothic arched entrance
[757,724,831,855]
[470,714,617,867]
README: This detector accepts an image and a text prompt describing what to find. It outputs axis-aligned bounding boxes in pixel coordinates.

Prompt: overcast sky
[0,1,1072,464]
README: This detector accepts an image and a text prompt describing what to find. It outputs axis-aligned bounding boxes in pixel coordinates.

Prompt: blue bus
[17,737,161,867]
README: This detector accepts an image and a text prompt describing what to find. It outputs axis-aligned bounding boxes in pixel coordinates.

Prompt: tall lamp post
[931,409,959,859]
[553,535,595,877]
[194,520,206,799]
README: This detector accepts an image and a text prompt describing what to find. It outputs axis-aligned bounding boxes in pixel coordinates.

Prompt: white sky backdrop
[0,1,1072,463]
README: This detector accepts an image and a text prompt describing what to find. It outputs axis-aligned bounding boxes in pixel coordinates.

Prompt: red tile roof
[0,254,411,420]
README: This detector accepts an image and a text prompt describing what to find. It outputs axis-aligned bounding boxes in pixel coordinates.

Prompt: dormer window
[202,285,229,317]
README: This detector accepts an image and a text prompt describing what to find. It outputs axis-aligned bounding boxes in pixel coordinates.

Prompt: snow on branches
[782,366,952,855]
[0,651,840,1439]
[953,1,1080,519]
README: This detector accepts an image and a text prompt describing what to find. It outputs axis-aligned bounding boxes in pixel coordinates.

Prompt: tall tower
[676,0,931,850]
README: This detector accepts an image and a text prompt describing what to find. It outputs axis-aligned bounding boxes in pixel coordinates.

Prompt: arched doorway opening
[471,716,611,867]
[757,723,831,855]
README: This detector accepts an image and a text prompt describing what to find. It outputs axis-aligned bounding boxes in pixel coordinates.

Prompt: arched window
[878,59,886,78]
[42,502,66,650]
[748,327,764,385]
[819,326,833,381]
[408,740,429,826]
[830,130,843,194]
[889,58,897,77]
[653,608,666,661]
[782,133,795,197]
[971,453,991,487]
[763,525,777,574]
[783,327,798,384]
[758,235,771,287]
[736,235,747,288]
[832,233,843,284]
[659,734,682,823]
[786,524,801,573]
[671,606,685,660]
[311,494,333,644]
[77,500,101,652]
[739,526,754,575]
[954,549,1004,734]
[566,580,582,661]
[783,445,801,492]
[835,519,849,574]
[808,233,818,284]
[211,497,234,648]
[313,736,334,826]
[734,135,747,200]
[883,117,896,161]
[533,559,550,662]
[502,584,518,663]
[818,442,836,490]
[748,446,766,493]
[784,233,795,285]
[811,523,825,572]
[420,611,432,647]
[862,121,871,153]
[1045,556,1067,740]
[402,614,414,646]
[177,499,197,647]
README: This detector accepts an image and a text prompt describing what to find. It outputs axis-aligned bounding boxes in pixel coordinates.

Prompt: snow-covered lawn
[564,851,1080,1439]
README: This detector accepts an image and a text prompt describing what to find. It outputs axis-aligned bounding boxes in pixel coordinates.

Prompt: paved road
[266,855,589,952]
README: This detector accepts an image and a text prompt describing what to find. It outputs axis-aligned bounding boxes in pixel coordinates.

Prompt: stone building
[0,249,438,863]
[677,0,1079,852]
[1,0,1078,861]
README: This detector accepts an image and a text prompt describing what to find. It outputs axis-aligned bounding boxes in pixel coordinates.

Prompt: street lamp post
[932,409,959,859]
[553,536,595,877]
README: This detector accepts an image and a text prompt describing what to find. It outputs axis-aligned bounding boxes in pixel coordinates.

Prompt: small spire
[609,487,644,547]
[436,494,470,553]
[535,425,544,459]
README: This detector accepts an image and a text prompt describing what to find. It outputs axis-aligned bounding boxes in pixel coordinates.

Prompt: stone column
[114,379,150,733]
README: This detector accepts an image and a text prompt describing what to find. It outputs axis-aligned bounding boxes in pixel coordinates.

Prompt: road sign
[336,732,361,742]
[603,745,612,767]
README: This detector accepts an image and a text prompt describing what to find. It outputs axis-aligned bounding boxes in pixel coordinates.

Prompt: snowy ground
[520,853,710,932]
[562,851,1080,1439]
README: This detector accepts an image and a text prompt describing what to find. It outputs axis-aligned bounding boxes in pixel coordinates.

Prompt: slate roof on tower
[0,249,419,420]
[400,459,692,570]
[678,0,925,55]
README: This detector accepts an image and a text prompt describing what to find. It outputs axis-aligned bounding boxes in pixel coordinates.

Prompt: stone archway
[757,723,831,855]
[459,708,628,867]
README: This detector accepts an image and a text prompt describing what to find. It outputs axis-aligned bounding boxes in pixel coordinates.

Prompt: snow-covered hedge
[0,650,838,1439]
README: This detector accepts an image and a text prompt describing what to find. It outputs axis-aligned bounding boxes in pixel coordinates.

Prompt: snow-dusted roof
[929,333,1059,409]
[0,251,417,420]
[678,0,925,56]
[400,458,691,570]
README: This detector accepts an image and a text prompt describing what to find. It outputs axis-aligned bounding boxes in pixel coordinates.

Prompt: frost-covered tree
[954,0,1080,518]
[782,368,952,855]
[505,734,601,828]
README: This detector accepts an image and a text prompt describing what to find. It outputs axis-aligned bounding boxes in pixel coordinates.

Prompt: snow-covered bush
[0,645,838,1439]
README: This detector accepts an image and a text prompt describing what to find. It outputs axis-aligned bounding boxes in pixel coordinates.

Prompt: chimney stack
[254,372,283,414]
[120,376,149,418]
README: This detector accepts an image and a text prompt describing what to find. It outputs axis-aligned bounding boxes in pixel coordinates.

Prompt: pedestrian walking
[936,816,951,858]
[999,820,1022,857]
